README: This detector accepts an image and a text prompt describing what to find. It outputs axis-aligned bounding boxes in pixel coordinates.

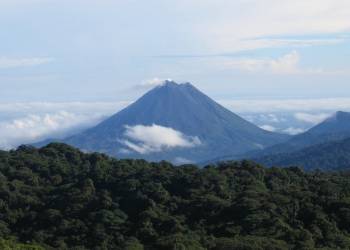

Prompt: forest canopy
[1,143,350,249]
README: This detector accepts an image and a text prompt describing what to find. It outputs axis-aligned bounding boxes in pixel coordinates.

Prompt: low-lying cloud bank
[294,112,330,125]
[120,124,201,154]
[0,111,104,150]
[0,101,130,149]
[0,98,348,149]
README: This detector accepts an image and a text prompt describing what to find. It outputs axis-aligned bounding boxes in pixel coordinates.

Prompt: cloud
[173,157,194,165]
[283,127,305,135]
[0,57,54,69]
[143,78,166,86]
[0,101,130,117]
[258,114,282,123]
[268,51,302,74]
[259,125,277,132]
[0,101,132,149]
[294,112,330,124]
[162,38,345,58]
[241,38,344,50]
[219,98,350,113]
[136,78,173,90]
[185,0,350,53]
[222,51,323,75]
[0,111,103,149]
[120,124,201,154]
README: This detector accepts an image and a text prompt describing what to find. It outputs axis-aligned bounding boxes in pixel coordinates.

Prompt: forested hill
[255,137,350,171]
[2,144,350,249]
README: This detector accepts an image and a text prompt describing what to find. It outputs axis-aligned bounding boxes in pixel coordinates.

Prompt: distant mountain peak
[162,79,177,85]
[158,80,194,89]
[48,80,290,163]
[149,80,199,98]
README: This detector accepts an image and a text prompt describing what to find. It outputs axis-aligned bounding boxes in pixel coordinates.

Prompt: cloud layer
[283,127,306,135]
[0,57,54,69]
[294,112,330,124]
[120,124,201,154]
[0,111,103,149]
[0,101,130,149]
[0,98,348,149]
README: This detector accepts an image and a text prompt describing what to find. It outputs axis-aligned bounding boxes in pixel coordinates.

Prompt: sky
[0,0,350,148]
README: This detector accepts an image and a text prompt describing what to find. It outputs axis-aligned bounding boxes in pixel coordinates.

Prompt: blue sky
[0,0,350,148]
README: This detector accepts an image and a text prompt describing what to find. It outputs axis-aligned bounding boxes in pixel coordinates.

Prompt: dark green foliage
[0,238,44,249]
[2,143,350,249]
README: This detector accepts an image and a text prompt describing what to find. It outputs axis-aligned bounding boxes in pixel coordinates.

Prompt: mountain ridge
[202,110,350,165]
[254,137,350,171]
[244,111,350,158]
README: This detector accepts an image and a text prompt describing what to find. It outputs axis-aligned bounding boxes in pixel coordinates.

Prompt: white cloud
[120,124,201,154]
[0,111,103,149]
[173,157,194,165]
[219,98,350,113]
[0,101,132,149]
[185,0,350,53]
[283,127,305,135]
[0,101,130,115]
[0,57,54,69]
[254,114,283,124]
[294,112,330,124]
[241,38,344,50]
[136,78,174,90]
[267,114,282,123]
[142,78,165,86]
[222,51,323,75]
[268,51,301,74]
[259,124,277,132]
[202,37,346,57]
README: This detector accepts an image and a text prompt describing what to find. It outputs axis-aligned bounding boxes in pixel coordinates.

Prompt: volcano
[50,81,290,163]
